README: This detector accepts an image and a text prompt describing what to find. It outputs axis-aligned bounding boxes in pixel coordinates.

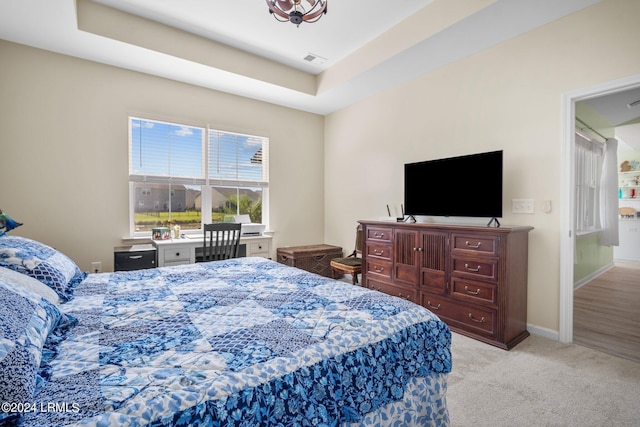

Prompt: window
[208,130,268,224]
[575,133,603,233]
[129,117,268,236]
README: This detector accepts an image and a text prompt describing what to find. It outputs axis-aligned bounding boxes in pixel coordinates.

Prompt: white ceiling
[92,0,435,75]
[582,88,640,149]
[0,0,614,116]
[586,88,640,127]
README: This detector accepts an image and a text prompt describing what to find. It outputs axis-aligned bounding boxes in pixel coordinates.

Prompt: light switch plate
[512,199,535,214]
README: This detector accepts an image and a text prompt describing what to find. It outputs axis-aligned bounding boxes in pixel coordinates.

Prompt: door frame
[560,73,640,343]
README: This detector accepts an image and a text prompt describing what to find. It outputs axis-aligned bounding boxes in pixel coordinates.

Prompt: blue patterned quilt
[25,257,451,426]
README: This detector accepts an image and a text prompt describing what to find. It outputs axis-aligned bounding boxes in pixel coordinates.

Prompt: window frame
[128,116,269,238]
[574,132,603,235]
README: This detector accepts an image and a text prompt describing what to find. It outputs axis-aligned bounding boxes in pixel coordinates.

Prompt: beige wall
[0,40,325,271]
[324,0,640,333]
[2,0,639,336]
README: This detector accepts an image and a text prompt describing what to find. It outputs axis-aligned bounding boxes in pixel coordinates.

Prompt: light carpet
[446,332,640,426]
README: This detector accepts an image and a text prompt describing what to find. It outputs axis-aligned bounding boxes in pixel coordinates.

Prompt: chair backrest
[202,223,242,261]
[355,224,363,256]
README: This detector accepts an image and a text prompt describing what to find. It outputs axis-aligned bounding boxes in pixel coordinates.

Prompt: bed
[0,234,451,426]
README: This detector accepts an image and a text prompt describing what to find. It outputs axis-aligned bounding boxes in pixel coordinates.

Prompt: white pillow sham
[0,266,61,305]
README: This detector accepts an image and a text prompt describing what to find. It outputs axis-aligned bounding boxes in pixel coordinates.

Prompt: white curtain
[599,138,619,246]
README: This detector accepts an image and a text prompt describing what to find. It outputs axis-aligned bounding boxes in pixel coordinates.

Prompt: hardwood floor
[573,260,640,363]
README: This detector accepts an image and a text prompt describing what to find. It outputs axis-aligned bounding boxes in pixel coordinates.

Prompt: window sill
[576,229,602,238]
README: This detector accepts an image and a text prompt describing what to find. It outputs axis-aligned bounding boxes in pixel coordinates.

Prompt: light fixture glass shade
[266,0,327,26]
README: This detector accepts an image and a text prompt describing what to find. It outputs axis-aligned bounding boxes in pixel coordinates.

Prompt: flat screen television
[404,150,503,222]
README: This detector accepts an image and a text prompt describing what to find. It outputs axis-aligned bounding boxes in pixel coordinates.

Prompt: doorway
[560,73,640,344]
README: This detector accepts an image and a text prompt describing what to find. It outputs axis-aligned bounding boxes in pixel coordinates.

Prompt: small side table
[114,244,157,271]
[277,244,342,277]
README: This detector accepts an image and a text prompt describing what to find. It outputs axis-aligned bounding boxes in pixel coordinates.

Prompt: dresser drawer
[451,277,497,306]
[420,293,496,336]
[366,258,392,280]
[451,234,498,256]
[367,278,417,303]
[114,247,156,271]
[366,242,391,260]
[366,227,392,242]
[451,256,498,282]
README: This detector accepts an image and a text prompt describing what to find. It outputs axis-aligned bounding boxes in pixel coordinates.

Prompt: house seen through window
[129,117,268,236]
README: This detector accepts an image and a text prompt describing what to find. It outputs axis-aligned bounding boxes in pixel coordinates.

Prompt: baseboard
[527,324,559,341]
[573,261,615,290]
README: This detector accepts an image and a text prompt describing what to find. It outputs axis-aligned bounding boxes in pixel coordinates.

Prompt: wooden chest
[277,244,343,277]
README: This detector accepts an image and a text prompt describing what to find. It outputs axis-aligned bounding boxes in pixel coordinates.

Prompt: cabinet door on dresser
[419,231,449,295]
[393,228,420,287]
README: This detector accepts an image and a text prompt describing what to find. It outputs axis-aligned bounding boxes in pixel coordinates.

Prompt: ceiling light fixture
[266,0,327,27]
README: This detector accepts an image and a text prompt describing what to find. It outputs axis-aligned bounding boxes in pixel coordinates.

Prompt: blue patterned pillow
[0,236,87,302]
[0,276,62,409]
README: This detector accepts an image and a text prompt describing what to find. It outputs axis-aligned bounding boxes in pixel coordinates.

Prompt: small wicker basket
[619,207,637,218]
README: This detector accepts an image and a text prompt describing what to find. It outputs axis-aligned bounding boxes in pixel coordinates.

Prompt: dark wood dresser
[277,244,343,277]
[360,220,533,350]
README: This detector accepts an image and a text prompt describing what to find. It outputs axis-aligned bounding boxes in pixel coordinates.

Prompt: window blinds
[208,129,269,188]
[129,117,205,185]
[129,117,268,188]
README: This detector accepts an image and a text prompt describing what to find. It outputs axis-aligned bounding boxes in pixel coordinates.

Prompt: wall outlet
[512,199,535,214]
[91,261,102,273]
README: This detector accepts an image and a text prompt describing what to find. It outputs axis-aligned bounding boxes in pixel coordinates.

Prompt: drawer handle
[427,301,441,310]
[175,252,180,257]
[464,263,481,272]
[373,266,385,273]
[373,232,385,238]
[413,247,423,252]
[128,255,143,260]
[465,240,482,249]
[397,293,411,301]
[373,249,385,256]
[468,313,486,323]
[464,285,481,295]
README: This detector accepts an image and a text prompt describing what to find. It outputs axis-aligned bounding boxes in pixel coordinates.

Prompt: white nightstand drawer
[163,248,190,263]
[249,241,270,257]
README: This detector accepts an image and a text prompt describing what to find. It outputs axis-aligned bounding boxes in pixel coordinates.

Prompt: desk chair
[330,225,363,285]
[201,223,242,261]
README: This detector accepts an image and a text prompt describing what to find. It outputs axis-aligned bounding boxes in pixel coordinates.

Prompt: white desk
[152,234,272,267]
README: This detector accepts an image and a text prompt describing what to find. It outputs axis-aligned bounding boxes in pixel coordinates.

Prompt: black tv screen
[404,150,503,218]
